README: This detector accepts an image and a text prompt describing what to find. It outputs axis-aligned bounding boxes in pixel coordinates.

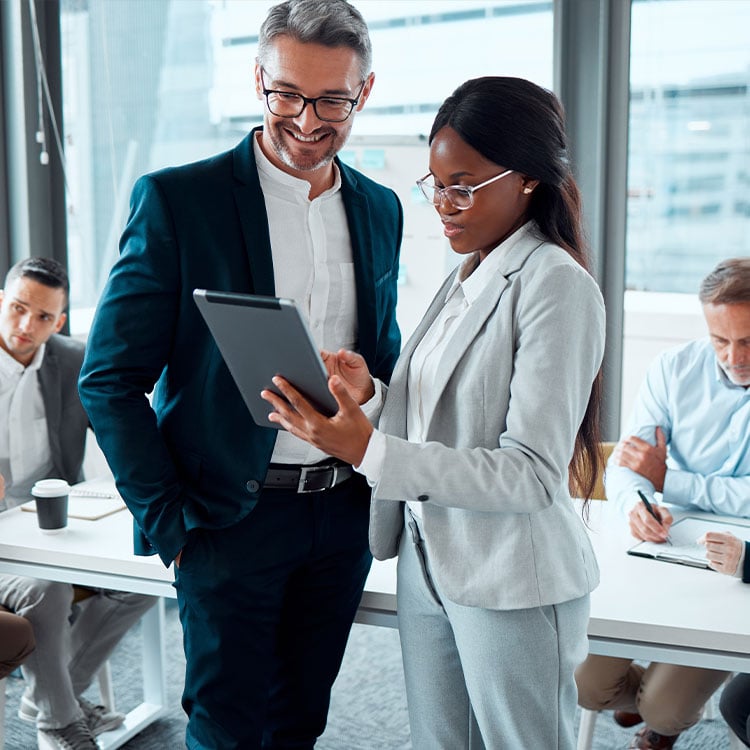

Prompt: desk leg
[96,598,169,750]
[141,599,167,707]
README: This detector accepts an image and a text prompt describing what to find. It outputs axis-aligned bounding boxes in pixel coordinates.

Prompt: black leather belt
[263,460,354,493]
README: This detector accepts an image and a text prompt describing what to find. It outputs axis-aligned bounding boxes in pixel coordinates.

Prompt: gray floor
[1,599,739,748]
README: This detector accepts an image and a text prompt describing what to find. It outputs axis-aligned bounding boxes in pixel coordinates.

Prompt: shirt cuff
[354,427,386,486]
[736,542,748,579]
[661,469,691,508]
[360,378,384,423]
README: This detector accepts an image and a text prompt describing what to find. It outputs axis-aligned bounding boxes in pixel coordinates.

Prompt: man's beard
[267,121,346,173]
[719,359,750,387]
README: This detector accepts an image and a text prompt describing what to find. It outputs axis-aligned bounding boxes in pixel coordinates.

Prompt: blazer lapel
[379,272,456,439]
[425,273,509,422]
[393,228,546,438]
[37,349,62,470]
[339,163,377,365]
[231,129,276,296]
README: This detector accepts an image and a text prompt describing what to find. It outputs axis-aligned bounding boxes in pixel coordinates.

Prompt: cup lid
[31,478,70,497]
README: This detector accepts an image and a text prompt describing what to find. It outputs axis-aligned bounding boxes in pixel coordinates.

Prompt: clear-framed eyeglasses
[260,68,366,123]
[416,169,514,210]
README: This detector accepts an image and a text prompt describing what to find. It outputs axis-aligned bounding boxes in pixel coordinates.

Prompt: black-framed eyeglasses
[260,68,366,123]
[416,169,514,210]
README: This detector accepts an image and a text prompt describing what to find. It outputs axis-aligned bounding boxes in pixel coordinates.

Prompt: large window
[620,0,750,420]
[627,0,750,294]
[58,0,553,336]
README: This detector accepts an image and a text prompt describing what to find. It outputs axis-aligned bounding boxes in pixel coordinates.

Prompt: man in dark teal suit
[78,2,401,747]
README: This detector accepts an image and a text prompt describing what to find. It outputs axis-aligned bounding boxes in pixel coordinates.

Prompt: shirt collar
[445,221,533,306]
[0,341,45,377]
[253,130,342,199]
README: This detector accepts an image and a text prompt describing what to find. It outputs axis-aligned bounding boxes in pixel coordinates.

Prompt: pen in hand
[637,490,672,545]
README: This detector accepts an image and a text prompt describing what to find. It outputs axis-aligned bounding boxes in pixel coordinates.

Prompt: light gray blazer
[369,226,605,610]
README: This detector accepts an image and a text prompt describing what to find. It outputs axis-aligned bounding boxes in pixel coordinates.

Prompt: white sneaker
[20,693,125,736]
[78,697,125,734]
[37,718,99,750]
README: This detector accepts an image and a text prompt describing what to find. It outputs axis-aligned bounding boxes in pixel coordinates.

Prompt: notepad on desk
[628,516,750,569]
[21,478,126,521]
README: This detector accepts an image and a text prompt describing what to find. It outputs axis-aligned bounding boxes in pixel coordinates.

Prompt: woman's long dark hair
[430,77,604,505]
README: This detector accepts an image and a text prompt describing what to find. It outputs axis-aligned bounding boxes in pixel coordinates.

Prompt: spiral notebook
[21,478,126,521]
[627,516,750,568]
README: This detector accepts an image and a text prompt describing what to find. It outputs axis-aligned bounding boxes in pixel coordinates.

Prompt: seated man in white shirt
[575,257,750,750]
[0,258,154,750]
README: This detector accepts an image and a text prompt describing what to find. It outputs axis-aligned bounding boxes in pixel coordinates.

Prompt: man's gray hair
[258,0,372,80]
[699,257,750,305]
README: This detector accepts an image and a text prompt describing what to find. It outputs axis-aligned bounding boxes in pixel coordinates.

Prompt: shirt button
[416,494,429,502]
[245,480,260,494]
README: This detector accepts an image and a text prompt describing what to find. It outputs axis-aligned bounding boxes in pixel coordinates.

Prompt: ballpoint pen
[637,490,672,545]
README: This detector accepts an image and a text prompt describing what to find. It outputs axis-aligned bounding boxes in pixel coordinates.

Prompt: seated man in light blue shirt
[576,257,750,750]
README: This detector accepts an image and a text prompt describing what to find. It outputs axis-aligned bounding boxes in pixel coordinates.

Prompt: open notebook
[628,516,750,568]
[21,478,126,521]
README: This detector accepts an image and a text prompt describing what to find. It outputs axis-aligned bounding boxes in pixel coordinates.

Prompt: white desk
[0,505,174,749]
[359,502,750,675]
[584,500,750,672]
[0,502,397,749]
[2,499,750,747]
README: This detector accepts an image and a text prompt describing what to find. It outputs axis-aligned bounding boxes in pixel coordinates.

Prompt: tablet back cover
[194,290,337,427]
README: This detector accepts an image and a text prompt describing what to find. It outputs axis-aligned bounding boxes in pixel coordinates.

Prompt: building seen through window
[58,0,749,341]
[627,0,750,294]
[59,0,554,336]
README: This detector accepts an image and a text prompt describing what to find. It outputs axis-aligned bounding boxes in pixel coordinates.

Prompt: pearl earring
[523,186,533,194]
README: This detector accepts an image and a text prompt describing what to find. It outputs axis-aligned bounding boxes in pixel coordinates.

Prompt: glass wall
[621,0,750,419]
[43,0,750,425]
[58,0,554,336]
[627,0,750,294]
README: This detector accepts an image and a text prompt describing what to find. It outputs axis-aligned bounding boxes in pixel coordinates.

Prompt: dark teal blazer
[79,129,402,566]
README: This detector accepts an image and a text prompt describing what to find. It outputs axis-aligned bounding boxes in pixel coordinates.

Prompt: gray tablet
[193,290,338,428]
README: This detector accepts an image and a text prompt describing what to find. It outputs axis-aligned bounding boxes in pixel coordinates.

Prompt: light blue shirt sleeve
[605,353,673,515]
[605,340,750,519]
[664,466,750,517]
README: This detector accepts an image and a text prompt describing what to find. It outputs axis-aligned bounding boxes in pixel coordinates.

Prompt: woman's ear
[521,178,540,195]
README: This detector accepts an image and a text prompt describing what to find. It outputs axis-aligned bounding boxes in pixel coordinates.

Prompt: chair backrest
[591,442,616,500]
[570,441,616,500]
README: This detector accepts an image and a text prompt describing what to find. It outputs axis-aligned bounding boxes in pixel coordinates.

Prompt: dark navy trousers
[174,475,372,749]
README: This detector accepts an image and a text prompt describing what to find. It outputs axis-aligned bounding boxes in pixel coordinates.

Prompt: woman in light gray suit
[262,77,605,749]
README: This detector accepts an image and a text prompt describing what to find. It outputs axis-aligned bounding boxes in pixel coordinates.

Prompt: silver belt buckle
[297,464,338,493]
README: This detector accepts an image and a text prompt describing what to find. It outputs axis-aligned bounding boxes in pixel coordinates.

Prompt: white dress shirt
[0,343,53,507]
[254,134,370,465]
[360,226,530,516]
